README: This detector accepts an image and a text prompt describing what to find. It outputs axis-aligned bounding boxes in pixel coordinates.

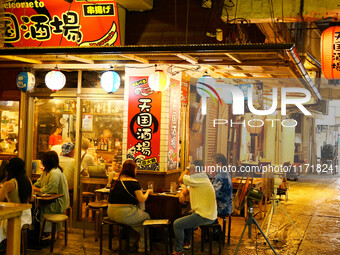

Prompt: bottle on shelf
[115,138,120,149]
[82,102,86,113]
[97,139,101,150]
[100,139,104,150]
[64,101,70,112]
[108,138,112,151]
[103,139,108,151]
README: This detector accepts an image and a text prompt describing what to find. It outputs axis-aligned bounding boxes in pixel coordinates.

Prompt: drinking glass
[148,181,154,193]
[170,182,177,193]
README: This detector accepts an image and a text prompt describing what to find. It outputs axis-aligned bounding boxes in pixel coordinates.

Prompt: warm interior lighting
[16,71,35,92]
[100,70,121,93]
[45,70,66,91]
[148,70,169,92]
[321,26,340,79]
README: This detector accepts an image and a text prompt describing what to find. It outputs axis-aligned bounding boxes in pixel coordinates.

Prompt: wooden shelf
[81,112,121,116]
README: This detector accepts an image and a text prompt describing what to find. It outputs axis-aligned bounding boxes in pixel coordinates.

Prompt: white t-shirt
[59,156,75,190]
[51,144,62,156]
[183,172,217,220]
[81,150,95,172]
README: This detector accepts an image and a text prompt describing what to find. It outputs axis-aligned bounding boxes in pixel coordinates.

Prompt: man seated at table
[208,153,233,241]
[59,142,76,190]
[172,160,217,255]
[212,153,233,216]
[81,138,96,176]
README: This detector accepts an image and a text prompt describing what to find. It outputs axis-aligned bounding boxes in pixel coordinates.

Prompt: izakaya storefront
[1,1,322,226]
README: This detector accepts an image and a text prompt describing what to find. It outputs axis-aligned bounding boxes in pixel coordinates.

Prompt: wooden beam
[175,54,198,64]
[57,55,94,64]
[213,68,289,74]
[0,55,42,64]
[224,53,242,63]
[120,54,149,64]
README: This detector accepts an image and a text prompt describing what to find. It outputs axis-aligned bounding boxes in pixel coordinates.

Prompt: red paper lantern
[321,26,340,80]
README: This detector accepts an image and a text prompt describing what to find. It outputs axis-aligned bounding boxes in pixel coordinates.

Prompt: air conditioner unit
[115,0,153,11]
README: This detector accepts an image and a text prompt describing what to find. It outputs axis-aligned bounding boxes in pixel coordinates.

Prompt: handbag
[120,180,145,210]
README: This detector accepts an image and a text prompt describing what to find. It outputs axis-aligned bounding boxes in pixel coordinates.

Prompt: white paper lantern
[148,70,169,91]
[45,70,66,91]
[100,71,121,93]
[16,71,35,92]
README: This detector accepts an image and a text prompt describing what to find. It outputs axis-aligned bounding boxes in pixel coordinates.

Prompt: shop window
[33,98,77,170]
[81,99,124,171]
[0,101,19,156]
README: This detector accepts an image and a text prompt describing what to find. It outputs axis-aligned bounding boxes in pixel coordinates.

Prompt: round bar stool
[39,214,69,252]
[83,201,109,241]
[99,217,128,255]
[143,219,172,255]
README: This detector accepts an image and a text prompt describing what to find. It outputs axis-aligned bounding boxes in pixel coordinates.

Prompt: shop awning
[0,43,321,101]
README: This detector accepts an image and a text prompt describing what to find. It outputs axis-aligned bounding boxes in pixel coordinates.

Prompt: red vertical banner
[168,78,181,170]
[127,76,161,170]
[181,82,189,105]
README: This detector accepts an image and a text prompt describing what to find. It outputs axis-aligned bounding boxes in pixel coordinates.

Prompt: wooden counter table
[136,169,182,192]
[94,188,183,223]
[0,202,32,255]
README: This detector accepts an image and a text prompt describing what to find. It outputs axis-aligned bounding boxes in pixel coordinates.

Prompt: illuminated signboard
[3,0,121,47]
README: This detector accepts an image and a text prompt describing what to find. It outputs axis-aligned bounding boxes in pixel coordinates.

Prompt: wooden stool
[99,217,127,255]
[40,214,69,252]
[200,215,232,255]
[21,224,29,255]
[143,219,172,255]
[83,201,108,241]
[200,223,222,255]
[82,192,96,205]
[64,206,73,233]
[220,215,232,245]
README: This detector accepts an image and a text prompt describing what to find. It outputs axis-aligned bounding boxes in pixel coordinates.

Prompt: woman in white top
[0,158,34,244]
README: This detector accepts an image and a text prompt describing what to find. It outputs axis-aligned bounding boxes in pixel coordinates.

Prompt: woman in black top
[108,160,152,253]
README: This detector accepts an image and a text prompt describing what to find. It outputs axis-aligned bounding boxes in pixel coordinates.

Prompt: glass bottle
[82,102,86,113]
[104,139,108,151]
[108,138,112,151]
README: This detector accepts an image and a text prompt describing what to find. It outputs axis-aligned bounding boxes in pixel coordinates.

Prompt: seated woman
[108,160,152,253]
[0,158,33,246]
[33,151,70,232]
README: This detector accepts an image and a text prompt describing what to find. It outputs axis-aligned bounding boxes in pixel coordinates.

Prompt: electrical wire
[167,65,201,76]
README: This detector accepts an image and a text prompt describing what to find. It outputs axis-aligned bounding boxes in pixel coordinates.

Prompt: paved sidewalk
[26,176,340,254]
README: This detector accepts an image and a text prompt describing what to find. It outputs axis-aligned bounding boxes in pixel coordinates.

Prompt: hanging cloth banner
[3,0,121,47]
[168,78,181,170]
[126,76,162,170]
